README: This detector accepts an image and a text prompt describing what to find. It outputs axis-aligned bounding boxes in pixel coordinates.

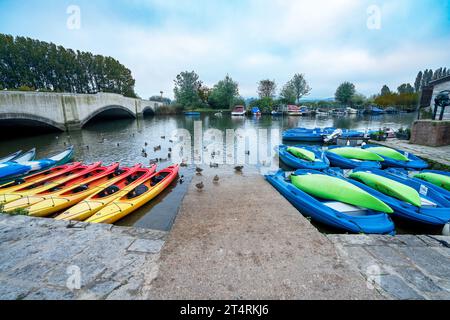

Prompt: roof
[429,75,450,86]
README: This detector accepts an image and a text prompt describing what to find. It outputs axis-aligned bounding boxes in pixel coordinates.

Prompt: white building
[420,75,450,120]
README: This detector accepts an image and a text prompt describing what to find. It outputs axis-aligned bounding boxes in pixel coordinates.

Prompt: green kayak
[287,147,316,162]
[328,148,384,161]
[290,174,393,213]
[414,172,450,191]
[366,147,409,161]
[350,172,422,207]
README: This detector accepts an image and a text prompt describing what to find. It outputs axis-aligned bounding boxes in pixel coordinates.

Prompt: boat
[2,162,117,212]
[265,170,395,234]
[184,112,201,116]
[362,145,428,170]
[330,108,346,116]
[287,105,301,116]
[231,105,246,116]
[86,165,179,224]
[325,146,383,169]
[365,106,385,115]
[413,171,450,191]
[10,149,36,163]
[299,106,313,116]
[271,108,283,116]
[0,162,82,195]
[277,145,330,170]
[346,168,450,228]
[316,109,329,117]
[251,107,262,116]
[25,164,150,218]
[54,165,158,221]
[0,146,74,181]
[0,150,23,163]
[282,127,336,142]
[346,107,358,114]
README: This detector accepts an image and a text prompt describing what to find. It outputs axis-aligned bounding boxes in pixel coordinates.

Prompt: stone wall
[410,120,450,147]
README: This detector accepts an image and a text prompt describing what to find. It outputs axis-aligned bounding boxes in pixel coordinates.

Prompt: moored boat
[231,105,246,116]
[325,146,383,169]
[277,145,330,170]
[0,150,23,163]
[265,170,395,234]
[86,165,179,224]
[362,145,428,170]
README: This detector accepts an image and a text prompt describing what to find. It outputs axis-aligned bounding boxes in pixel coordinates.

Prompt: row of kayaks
[277,145,428,170]
[0,147,75,182]
[0,161,179,224]
[266,168,450,235]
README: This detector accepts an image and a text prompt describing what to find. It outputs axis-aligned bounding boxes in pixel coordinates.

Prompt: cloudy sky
[1,0,449,99]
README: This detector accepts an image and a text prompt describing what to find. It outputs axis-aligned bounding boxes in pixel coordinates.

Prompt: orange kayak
[55,164,158,221]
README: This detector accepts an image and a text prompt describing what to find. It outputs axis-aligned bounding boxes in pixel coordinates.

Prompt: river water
[0,112,420,232]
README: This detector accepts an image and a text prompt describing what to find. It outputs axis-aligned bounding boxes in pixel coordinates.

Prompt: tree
[414,71,423,92]
[397,83,414,94]
[279,81,297,104]
[208,74,240,109]
[335,82,356,106]
[289,73,311,103]
[173,71,203,108]
[198,85,211,104]
[351,93,367,106]
[380,85,391,96]
[257,79,276,99]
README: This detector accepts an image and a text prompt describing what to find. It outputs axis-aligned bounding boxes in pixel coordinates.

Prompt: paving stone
[340,246,384,273]
[417,235,447,247]
[24,287,76,300]
[127,239,165,254]
[378,274,425,300]
[397,247,450,279]
[0,280,34,300]
[81,280,123,300]
[365,246,412,267]
[396,267,443,293]
[395,235,429,247]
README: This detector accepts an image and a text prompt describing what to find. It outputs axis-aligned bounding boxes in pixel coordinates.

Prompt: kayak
[0,162,101,204]
[54,165,158,221]
[2,162,116,212]
[282,128,335,142]
[362,145,428,170]
[277,145,330,170]
[26,164,146,218]
[265,170,395,234]
[349,171,422,207]
[0,162,82,195]
[0,150,23,163]
[86,165,179,224]
[10,149,36,163]
[414,171,450,191]
[325,146,383,169]
[0,146,74,181]
[346,168,450,226]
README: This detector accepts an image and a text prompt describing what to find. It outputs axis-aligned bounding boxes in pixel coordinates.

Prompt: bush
[155,104,184,115]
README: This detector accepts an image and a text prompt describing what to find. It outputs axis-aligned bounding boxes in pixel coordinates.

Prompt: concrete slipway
[0,167,449,300]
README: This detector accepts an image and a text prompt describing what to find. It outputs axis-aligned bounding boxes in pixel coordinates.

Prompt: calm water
[0,112,419,232]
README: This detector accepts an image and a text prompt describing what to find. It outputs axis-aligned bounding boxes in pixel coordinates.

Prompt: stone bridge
[0,91,164,131]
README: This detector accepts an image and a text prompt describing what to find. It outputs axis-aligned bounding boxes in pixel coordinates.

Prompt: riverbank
[368,138,450,170]
[1,166,449,300]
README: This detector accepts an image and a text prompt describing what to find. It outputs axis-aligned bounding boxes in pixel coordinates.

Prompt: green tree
[380,85,391,96]
[173,71,202,108]
[397,83,414,94]
[208,74,240,109]
[414,71,423,92]
[289,73,311,103]
[279,81,297,104]
[257,79,277,99]
[335,82,355,106]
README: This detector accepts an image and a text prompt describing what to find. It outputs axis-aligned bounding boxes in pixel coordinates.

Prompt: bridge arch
[142,105,156,117]
[0,113,66,132]
[81,105,136,128]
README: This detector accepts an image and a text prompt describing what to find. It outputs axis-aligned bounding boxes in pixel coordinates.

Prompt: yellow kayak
[86,165,179,224]
[0,162,101,205]
[54,165,157,221]
[3,163,118,213]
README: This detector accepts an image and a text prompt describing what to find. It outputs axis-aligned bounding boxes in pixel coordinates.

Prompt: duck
[196,167,204,175]
[195,182,204,191]
[213,175,220,183]
[234,166,244,173]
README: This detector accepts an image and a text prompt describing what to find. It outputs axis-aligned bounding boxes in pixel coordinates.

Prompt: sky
[0,0,449,99]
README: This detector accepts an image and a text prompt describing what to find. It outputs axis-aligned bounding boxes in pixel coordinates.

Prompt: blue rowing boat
[362,145,428,170]
[325,146,382,169]
[265,169,395,234]
[277,145,329,170]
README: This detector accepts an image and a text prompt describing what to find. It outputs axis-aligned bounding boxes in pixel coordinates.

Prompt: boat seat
[324,201,368,216]
[98,185,120,198]
[128,184,149,199]
[420,197,437,208]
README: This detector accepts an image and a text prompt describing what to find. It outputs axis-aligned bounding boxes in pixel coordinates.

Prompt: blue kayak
[184,112,201,116]
[325,146,382,169]
[277,145,330,170]
[0,150,23,164]
[347,168,450,226]
[0,146,74,181]
[265,170,395,234]
[283,128,335,142]
[362,145,428,170]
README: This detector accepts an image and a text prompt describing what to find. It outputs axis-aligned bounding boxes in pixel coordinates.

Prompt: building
[419,75,450,120]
